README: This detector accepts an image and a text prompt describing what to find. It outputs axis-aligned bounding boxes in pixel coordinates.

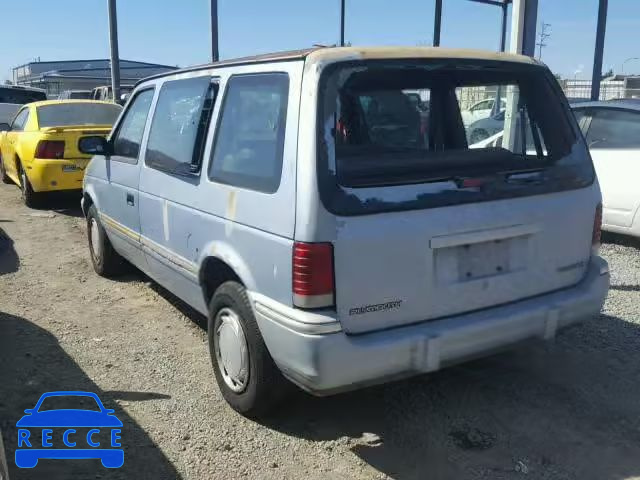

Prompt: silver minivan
[80,47,610,416]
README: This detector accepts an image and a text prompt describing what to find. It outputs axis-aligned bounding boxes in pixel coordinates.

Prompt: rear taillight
[592,203,603,251]
[35,140,65,159]
[293,242,335,309]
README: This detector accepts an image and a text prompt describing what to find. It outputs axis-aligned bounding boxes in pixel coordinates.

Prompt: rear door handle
[126,193,135,206]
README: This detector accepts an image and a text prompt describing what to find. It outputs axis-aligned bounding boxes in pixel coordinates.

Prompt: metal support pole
[522,0,538,57]
[340,0,345,46]
[433,0,442,47]
[591,0,608,101]
[499,2,508,52]
[107,0,121,102]
[493,2,509,115]
[211,0,219,61]
[509,0,537,56]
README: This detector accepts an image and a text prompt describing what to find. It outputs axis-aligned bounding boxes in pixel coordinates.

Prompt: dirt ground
[1,181,640,480]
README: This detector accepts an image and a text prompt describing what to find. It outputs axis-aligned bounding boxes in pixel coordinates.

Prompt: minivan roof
[138,46,541,85]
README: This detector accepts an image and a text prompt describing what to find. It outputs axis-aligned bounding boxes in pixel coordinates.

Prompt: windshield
[38,395,101,412]
[0,86,46,104]
[37,103,121,127]
[318,60,592,214]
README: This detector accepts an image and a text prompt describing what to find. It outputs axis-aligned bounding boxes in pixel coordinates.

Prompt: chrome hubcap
[214,307,249,393]
[89,218,102,263]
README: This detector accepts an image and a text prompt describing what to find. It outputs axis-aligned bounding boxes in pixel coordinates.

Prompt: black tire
[18,163,39,208]
[0,154,11,184]
[86,204,126,277]
[208,281,286,417]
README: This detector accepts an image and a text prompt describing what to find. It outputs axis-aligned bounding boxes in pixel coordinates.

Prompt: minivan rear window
[318,60,593,215]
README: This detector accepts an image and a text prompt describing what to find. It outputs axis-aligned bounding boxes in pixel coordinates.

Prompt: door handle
[126,193,135,206]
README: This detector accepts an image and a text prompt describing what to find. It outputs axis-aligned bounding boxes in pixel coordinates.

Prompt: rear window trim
[315,58,593,217]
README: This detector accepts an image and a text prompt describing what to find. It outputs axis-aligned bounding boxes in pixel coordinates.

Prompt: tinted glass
[471,99,493,111]
[37,103,121,128]
[355,90,429,148]
[323,67,564,188]
[113,89,154,159]
[585,108,640,148]
[459,86,547,152]
[69,91,92,99]
[0,87,46,104]
[318,61,588,215]
[209,73,289,193]
[572,108,587,132]
[11,109,29,131]
[145,76,215,175]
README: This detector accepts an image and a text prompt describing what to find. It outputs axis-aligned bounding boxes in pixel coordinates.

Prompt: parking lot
[0,181,638,480]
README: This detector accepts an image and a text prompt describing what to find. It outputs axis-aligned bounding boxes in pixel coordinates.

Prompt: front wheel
[0,154,11,184]
[86,205,126,277]
[208,281,287,417]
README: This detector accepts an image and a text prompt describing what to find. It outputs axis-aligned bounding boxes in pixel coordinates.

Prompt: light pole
[622,57,639,74]
[107,0,121,102]
[211,0,219,62]
[591,0,608,101]
[340,0,345,46]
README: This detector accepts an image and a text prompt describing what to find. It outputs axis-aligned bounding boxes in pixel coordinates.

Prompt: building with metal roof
[12,59,176,97]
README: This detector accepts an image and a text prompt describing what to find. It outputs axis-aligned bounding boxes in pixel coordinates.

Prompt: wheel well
[200,257,243,307]
[82,192,94,217]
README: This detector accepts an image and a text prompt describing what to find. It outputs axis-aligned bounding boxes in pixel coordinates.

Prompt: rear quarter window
[585,108,640,148]
[208,73,289,193]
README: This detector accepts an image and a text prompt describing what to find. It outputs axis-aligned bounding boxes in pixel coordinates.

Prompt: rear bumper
[252,256,609,395]
[28,159,88,192]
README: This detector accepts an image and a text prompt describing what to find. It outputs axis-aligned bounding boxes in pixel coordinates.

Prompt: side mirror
[79,136,111,156]
[0,123,10,132]
[23,409,34,414]
[104,409,115,414]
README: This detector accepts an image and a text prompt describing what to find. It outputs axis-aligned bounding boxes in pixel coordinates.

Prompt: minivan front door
[97,88,155,267]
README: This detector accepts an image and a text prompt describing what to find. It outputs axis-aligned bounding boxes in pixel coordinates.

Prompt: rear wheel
[18,163,39,208]
[87,204,126,277]
[208,281,287,417]
[0,154,11,184]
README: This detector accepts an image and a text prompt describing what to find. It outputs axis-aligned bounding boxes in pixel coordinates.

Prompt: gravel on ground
[1,182,640,480]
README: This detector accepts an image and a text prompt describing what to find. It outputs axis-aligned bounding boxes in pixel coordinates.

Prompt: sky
[3,0,640,82]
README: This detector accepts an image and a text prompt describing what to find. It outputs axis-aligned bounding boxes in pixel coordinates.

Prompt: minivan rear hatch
[316,59,597,334]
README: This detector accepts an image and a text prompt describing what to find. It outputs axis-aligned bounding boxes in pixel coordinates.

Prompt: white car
[461,97,506,127]
[572,101,640,238]
[471,101,640,239]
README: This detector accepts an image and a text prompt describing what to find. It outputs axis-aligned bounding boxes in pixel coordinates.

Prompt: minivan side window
[209,73,290,193]
[11,109,29,131]
[145,76,217,175]
[585,108,640,149]
[112,88,154,161]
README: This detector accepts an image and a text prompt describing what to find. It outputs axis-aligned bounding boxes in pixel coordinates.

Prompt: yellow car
[0,100,121,206]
